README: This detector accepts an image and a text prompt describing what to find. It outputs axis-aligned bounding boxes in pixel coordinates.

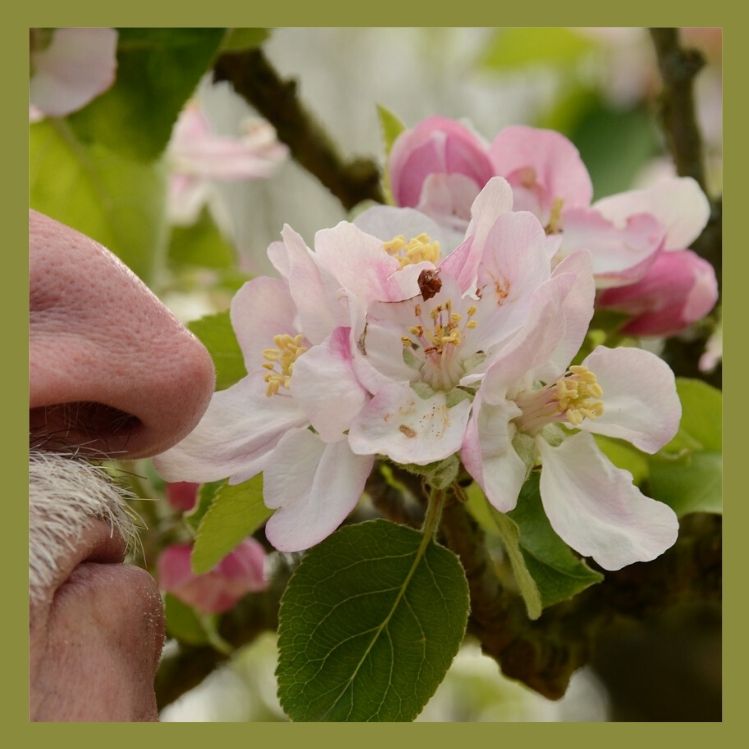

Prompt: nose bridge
[29,211,215,458]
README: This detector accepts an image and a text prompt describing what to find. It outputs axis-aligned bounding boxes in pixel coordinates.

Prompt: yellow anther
[414,303,422,317]
[383,232,441,268]
[409,325,423,336]
[553,365,604,425]
[467,306,477,317]
[449,313,461,324]
[262,333,307,396]
[466,320,478,329]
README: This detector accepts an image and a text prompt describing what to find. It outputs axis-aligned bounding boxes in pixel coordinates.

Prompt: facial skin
[29,210,215,721]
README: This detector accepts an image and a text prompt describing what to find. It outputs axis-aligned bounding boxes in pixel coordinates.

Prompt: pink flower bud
[389,116,494,212]
[157,539,268,614]
[598,249,718,336]
[166,482,199,512]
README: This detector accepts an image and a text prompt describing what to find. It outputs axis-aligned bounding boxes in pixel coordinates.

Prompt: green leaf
[648,452,722,516]
[377,104,406,156]
[29,119,167,283]
[69,28,226,161]
[192,475,272,574]
[168,208,237,270]
[377,104,406,206]
[663,378,722,454]
[479,28,594,72]
[221,28,269,53]
[185,480,223,532]
[508,474,603,609]
[277,519,469,721]
[164,594,209,645]
[187,311,247,390]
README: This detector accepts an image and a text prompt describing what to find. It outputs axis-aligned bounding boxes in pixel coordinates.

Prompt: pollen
[383,232,441,268]
[553,365,604,426]
[262,333,307,396]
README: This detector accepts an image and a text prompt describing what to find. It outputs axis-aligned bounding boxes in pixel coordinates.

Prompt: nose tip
[29,211,215,458]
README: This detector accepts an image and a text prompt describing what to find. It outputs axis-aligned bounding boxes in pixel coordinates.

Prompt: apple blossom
[155,224,374,552]
[158,539,267,614]
[29,28,118,121]
[462,261,681,570]
[167,101,288,225]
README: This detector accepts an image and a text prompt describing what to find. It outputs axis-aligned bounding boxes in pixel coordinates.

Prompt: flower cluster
[156,167,685,571]
[389,117,717,335]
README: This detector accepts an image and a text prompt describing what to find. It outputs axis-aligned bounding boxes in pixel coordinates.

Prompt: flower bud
[597,249,718,336]
[157,538,268,614]
[389,116,494,212]
[165,481,199,512]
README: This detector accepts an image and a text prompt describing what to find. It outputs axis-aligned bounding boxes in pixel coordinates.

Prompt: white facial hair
[29,450,139,603]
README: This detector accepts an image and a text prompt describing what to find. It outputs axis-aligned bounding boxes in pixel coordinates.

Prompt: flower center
[383,233,441,268]
[515,365,604,433]
[400,300,478,390]
[261,334,307,396]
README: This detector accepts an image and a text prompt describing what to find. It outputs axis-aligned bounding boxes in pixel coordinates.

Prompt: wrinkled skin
[29,210,215,721]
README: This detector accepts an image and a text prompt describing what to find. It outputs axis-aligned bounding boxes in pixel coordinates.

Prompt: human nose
[29,210,215,458]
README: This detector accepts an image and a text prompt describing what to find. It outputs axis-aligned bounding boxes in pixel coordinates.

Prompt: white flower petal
[579,346,681,453]
[291,327,368,441]
[461,395,526,512]
[538,432,679,571]
[264,430,374,551]
[594,177,710,251]
[348,383,471,465]
[353,205,463,255]
[154,375,306,483]
[30,28,118,117]
[230,277,297,373]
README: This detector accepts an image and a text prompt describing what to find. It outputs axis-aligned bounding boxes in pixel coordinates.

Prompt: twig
[213,48,384,211]
[440,500,721,699]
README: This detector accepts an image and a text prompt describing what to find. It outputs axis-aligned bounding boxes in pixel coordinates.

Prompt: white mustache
[28,451,140,603]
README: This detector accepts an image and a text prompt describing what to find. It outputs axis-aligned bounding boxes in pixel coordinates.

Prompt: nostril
[29,402,143,457]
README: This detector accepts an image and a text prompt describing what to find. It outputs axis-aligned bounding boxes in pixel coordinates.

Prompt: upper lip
[51,518,128,594]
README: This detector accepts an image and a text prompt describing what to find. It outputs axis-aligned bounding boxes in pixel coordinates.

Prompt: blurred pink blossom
[29,28,118,120]
[158,539,267,614]
[165,482,199,513]
[167,102,288,225]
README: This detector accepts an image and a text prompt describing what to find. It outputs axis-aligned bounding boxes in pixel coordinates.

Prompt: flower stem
[419,487,446,548]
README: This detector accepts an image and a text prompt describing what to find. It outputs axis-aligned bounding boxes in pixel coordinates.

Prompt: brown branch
[440,500,721,700]
[650,28,707,191]
[213,48,384,211]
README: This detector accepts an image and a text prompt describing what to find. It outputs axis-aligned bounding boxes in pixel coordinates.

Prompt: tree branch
[440,499,721,699]
[213,48,384,211]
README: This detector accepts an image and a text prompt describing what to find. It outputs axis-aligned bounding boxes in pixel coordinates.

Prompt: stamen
[546,197,564,235]
[262,333,307,396]
[384,232,441,268]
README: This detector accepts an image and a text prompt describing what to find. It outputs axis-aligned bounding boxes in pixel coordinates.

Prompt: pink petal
[416,173,481,229]
[230,277,297,373]
[578,345,681,453]
[538,432,678,571]
[490,126,593,223]
[30,28,118,117]
[597,250,718,336]
[291,327,368,441]
[276,224,347,344]
[263,430,374,551]
[314,221,413,303]
[561,207,664,287]
[348,383,472,466]
[461,394,527,512]
[389,116,494,208]
[439,177,515,294]
[593,177,710,251]
[154,374,306,484]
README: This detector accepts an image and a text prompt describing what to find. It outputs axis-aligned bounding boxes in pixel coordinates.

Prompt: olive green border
[6,1,737,744]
